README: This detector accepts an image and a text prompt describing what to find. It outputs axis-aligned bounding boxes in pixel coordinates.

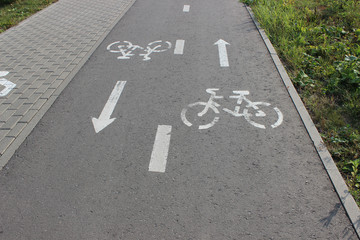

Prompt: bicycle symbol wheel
[243,102,283,129]
[146,40,172,52]
[107,41,143,52]
[181,102,220,130]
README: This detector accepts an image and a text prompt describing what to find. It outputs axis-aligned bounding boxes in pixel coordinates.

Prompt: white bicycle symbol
[107,40,172,61]
[181,88,283,130]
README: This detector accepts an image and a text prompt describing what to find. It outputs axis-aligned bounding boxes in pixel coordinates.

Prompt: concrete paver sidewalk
[0,0,135,167]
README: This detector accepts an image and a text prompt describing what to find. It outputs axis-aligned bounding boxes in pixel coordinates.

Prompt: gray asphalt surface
[0,0,357,239]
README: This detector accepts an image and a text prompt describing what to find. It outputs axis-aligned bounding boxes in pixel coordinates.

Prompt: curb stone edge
[244,5,360,238]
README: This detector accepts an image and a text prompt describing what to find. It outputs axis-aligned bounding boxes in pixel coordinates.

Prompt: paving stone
[49,80,63,89]
[13,104,32,116]
[0,104,9,115]
[28,80,43,89]
[52,68,66,76]
[58,71,70,80]
[0,110,16,123]
[35,84,48,94]
[8,98,26,110]
[0,98,7,105]
[18,88,37,99]
[7,123,27,138]
[40,89,56,99]
[30,99,47,110]
[3,93,21,104]
[38,71,53,80]
[32,71,46,78]
[0,137,15,155]
[28,64,42,73]
[0,116,22,130]
[67,64,77,72]
[0,129,10,141]
[78,52,87,58]
[43,75,58,85]
[25,93,42,104]
[15,84,31,94]
[18,110,37,123]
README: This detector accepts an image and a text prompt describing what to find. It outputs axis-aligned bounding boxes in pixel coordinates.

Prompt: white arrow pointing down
[92,81,126,133]
[214,39,230,67]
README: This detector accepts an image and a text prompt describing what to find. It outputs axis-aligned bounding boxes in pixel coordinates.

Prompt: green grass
[0,0,57,33]
[242,0,360,205]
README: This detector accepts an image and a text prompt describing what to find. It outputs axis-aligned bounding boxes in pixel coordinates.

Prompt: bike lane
[0,0,357,239]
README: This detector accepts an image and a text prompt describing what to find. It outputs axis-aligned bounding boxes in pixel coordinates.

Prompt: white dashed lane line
[174,40,185,55]
[183,5,190,12]
[149,125,172,173]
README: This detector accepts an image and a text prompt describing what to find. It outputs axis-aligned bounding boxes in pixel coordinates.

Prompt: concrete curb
[0,0,137,169]
[245,5,360,238]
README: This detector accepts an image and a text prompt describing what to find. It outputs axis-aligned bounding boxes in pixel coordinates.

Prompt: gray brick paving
[0,0,135,160]
[0,110,16,123]
[18,109,37,124]
[7,123,26,138]
[0,129,10,139]
[0,137,14,155]
[13,104,32,116]
[0,116,22,130]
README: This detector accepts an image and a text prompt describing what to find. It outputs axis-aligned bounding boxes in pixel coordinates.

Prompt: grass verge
[242,0,360,205]
[0,0,57,33]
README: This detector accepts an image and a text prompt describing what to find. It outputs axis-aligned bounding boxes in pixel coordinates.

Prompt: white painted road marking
[214,39,230,67]
[271,107,283,128]
[183,5,190,12]
[0,71,16,97]
[139,40,172,61]
[174,40,185,55]
[92,81,126,133]
[149,125,172,173]
[107,41,172,61]
[181,89,283,130]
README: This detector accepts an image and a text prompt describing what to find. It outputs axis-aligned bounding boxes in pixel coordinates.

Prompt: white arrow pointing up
[214,39,230,67]
[92,81,126,133]
[0,71,16,97]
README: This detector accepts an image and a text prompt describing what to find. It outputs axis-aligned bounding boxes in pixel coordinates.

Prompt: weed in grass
[343,159,360,190]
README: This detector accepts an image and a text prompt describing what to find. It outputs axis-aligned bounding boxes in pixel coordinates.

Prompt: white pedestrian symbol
[107,40,172,61]
[181,88,283,130]
[0,71,16,97]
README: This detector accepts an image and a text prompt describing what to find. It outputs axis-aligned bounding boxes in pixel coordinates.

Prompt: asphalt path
[0,0,357,239]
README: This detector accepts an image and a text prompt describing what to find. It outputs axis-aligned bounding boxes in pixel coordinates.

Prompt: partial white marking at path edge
[0,71,16,97]
[183,5,190,12]
[174,40,185,55]
[0,79,16,97]
[149,125,172,173]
